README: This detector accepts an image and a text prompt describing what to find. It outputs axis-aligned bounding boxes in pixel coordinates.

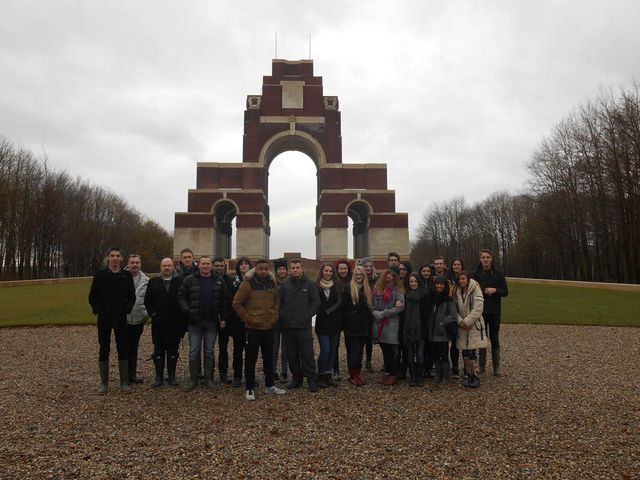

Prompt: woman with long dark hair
[371,269,405,385]
[427,276,457,384]
[404,272,426,386]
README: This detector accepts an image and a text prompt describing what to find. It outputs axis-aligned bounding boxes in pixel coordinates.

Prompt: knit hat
[273,258,288,270]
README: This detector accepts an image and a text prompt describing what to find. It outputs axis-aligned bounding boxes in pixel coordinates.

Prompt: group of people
[88,247,508,400]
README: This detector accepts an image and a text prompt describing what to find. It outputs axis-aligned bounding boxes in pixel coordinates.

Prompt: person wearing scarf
[427,276,457,384]
[371,268,405,385]
[333,259,352,381]
[343,266,373,386]
[404,273,427,386]
[315,264,343,388]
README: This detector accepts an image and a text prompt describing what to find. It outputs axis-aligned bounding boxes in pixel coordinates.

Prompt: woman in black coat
[343,266,373,386]
[316,264,343,388]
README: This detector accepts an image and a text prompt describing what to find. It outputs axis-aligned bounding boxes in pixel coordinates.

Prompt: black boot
[98,361,109,395]
[435,361,443,384]
[479,348,487,374]
[416,363,424,387]
[308,375,319,393]
[287,375,304,389]
[167,353,179,386]
[492,348,501,376]
[203,357,215,389]
[184,359,200,391]
[128,355,142,384]
[153,353,164,387]
[118,360,132,393]
[318,374,328,389]
[408,363,417,387]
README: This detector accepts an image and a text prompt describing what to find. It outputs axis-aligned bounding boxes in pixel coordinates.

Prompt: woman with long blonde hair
[342,266,372,386]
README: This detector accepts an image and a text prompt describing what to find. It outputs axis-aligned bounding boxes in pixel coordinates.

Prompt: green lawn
[1,279,639,328]
[503,283,640,327]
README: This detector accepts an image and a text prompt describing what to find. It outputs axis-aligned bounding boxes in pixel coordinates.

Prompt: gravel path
[1,324,638,479]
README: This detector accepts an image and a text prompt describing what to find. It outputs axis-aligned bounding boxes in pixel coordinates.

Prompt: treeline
[0,137,173,280]
[411,85,640,284]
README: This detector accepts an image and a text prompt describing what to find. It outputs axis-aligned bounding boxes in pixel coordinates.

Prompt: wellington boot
[184,359,201,391]
[408,363,417,387]
[465,375,480,388]
[416,363,425,387]
[479,348,487,374]
[129,355,142,384]
[440,362,451,385]
[355,368,366,386]
[318,374,328,388]
[349,368,359,386]
[166,354,179,386]
[118,360,132,393]
[153,353,164,388]
[492,348,501,376]
[203,357,215,389]
[435,361,443,384]
[287,375,304,389]
[98,361,109,395]
[308,376,319,393]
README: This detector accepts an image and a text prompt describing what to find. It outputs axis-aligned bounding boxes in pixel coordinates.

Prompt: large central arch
[174,59,409,263]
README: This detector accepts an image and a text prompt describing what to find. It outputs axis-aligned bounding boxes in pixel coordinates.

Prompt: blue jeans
[188,323,217,362]
[317,333,340,375]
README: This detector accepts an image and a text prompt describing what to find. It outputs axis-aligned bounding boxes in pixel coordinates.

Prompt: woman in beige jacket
[454,271,488,388]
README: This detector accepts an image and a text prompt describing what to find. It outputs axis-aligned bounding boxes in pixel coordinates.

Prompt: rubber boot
[167,353,179,386]
[416,363,424,387]
[355,367,366,386]
[465,358,480,388]
[435,361,443,384]
[308,375,319,393]
[349,368,358,386]
[203,356,215,389]
[184,359,201,391]
[318,374,328,389]
[118,360,132,393]
[408,363,417,387]
[440,362,451,385]
[153,353,164,387]
[479,348,487,374]
[98,361,109,395]
[492,348,501,376]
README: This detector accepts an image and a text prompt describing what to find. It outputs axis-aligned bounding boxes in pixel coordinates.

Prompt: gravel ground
[1,324,639,479]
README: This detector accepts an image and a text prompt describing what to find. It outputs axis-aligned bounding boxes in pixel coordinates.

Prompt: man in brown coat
[233,259,286,400]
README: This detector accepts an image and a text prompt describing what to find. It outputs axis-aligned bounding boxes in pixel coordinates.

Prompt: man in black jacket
[473,249,509,375]
[88,247,136,394]
[144,258,184,387]
[177,256,229,390]
[280,259,321,392]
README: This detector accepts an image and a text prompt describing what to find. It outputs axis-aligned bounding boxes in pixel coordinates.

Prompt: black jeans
[98,324,129,361]
[232,333,245,380]
[449,332,460,371]
[285,328,317,380]
[430,341,449,364]
[217,326,230,376]
[484,313,501,350]
[365,336,373,362]
[379,343,399,375]
[346,335,366,369]
[244,328,275,390]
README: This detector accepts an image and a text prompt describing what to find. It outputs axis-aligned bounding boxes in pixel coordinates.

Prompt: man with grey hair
[144,258,185,387]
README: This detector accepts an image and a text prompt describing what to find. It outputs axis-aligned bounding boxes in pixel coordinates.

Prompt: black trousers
[484,313,501,350]
[217,327,229,376]
[430,341,449,363]
[231,334,245,380]
[346,335,366,369]
[365,336,373,362]
[98,323,129,361]
[449,332,459,371]
[379,343,399,375]
[285,328,317,380]
[244,328,275,390]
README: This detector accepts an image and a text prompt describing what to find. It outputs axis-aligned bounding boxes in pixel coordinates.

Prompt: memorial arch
[174,59,409,263]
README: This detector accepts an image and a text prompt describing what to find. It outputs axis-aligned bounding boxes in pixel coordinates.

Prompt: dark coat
[342,285,371,337]
[144,275,185,346]
[177,271,229,327]
[279,275,321,329]
[427,294,457,343]
[315,284,343,336]
[88,268,136,329]
[472,264,509,315]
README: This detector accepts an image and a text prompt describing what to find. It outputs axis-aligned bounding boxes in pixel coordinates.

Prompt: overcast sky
[1,1,639,258]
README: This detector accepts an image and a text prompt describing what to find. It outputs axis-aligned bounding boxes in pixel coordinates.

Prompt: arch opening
[347,201,371,259]
[213,200,237,259]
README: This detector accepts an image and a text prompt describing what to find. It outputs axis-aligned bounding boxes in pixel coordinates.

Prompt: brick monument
[174,59,409,263]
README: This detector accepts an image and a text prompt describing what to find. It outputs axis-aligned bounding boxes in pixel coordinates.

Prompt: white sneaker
[245,389,255,401]
[266,385,286,395]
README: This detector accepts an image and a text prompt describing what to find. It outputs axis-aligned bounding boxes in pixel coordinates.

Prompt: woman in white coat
[454,271,488,388]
